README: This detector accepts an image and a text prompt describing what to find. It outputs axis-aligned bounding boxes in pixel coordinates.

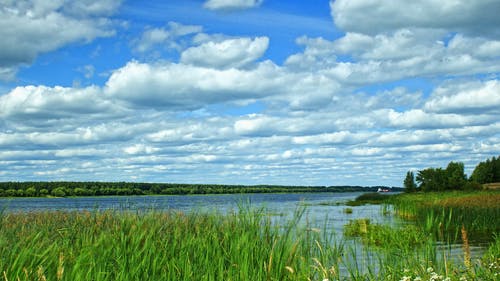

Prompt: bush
[51,187,66,197]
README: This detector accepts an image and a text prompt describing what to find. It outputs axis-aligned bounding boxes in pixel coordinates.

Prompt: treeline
[0,182,398,198]
[404,155,500,192]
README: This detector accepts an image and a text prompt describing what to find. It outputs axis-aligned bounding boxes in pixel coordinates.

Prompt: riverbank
[0,181,401,197]
[0,191,499,280]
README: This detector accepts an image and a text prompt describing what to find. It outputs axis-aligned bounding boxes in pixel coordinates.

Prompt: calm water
[0,192,398,236]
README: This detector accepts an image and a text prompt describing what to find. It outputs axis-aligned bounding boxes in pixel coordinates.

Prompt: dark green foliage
[346,192,391,206]
[415,162,467,191]
[445,161,467,190]
[470,156,500,184]
[406,156,500,192]
[0,182,398,198]
[416,167,448,191]
[403,171,417,192]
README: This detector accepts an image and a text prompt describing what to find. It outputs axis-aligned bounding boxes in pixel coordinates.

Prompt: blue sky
[1,0,499,186]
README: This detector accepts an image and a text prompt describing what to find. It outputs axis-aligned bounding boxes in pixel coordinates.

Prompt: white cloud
[425,80,500,114]
[104,60,286,109]
[180,37,269,69]
[292,131,372,145]
[204,0,263,11]
[330,0,500,37]
[1,0,500,186]
[287,31,500,86]
[0,0,120,80]
[124,144,159,155]
[384,109,494,129]
[133,22,202,53]
[0,85,124,123]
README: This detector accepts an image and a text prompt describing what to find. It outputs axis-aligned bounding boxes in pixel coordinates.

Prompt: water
[0,192,396,236]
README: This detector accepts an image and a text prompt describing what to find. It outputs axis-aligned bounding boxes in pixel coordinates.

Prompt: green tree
[24,187,37,197]
[445,161,466,190]
[39,189,49,197]
[470,156,500,184]
[51,187,67,197]
[416,168,447,192]
[403,171,417,193]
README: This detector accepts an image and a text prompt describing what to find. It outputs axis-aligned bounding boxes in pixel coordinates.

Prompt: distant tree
[51,187,67,197]
[470,156,500,184]
[24,187,37,197]
[39,189,49,197]
[492,156,500,182]
[403,171,417,192]
[445,162,466,190]
[416,168,447,192]
[5,189,16,197]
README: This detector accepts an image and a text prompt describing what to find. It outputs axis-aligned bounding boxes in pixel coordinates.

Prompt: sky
[0,0,499,186]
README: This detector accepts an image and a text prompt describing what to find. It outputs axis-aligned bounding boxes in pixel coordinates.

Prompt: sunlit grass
[0,208,345,281]
[0,203,498,280]
[388,191,500,239]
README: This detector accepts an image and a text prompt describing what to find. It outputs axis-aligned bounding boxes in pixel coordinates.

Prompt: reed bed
[0,205,498,280]
[388,191,500,240]
[0,208,344,281]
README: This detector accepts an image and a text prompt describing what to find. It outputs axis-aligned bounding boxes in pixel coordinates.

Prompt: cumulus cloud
[425,80,500,114]
[287,31,500,85]
[1,0,500,185]
[0,85,124,123]
[104,60,286,109]
[133,22,202,53]
[180,37,269,69]
[0,0,121,80]
[204,0,263,11]
[330,0,500,37]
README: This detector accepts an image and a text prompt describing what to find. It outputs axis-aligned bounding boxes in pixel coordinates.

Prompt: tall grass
[388,191,500,241]
[0,208,345,281]
[0,205,498,280]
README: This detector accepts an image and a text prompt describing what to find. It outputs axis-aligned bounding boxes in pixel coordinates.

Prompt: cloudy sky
[1,0,499,186]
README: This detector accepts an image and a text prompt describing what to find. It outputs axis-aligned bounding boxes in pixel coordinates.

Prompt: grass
[343,218,428,250]
[0,196,499,281]
[0,208,345,281]
[388,191,500,240]
[346,192,391,206]
[340,191,500,280]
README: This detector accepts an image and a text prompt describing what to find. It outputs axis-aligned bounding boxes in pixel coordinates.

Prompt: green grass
[0,204,498,281]
[346,192,391,206]
[388,191,500,240]
[0,208,345,281]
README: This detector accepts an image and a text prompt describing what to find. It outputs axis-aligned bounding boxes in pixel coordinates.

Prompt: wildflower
[459,276,467,281]
[427,267,434,273]
[399,276,411,281]
[413,277,422,281]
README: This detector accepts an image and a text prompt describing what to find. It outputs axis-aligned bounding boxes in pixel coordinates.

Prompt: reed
[0,208,345,281]
[388,191,500,240]
[0,205,498,280]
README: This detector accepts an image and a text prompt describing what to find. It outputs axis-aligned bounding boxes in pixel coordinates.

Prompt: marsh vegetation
[0,191,498,280]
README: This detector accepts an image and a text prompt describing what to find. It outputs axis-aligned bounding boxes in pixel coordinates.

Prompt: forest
[0,182,398,198]
[404,155,500,192]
